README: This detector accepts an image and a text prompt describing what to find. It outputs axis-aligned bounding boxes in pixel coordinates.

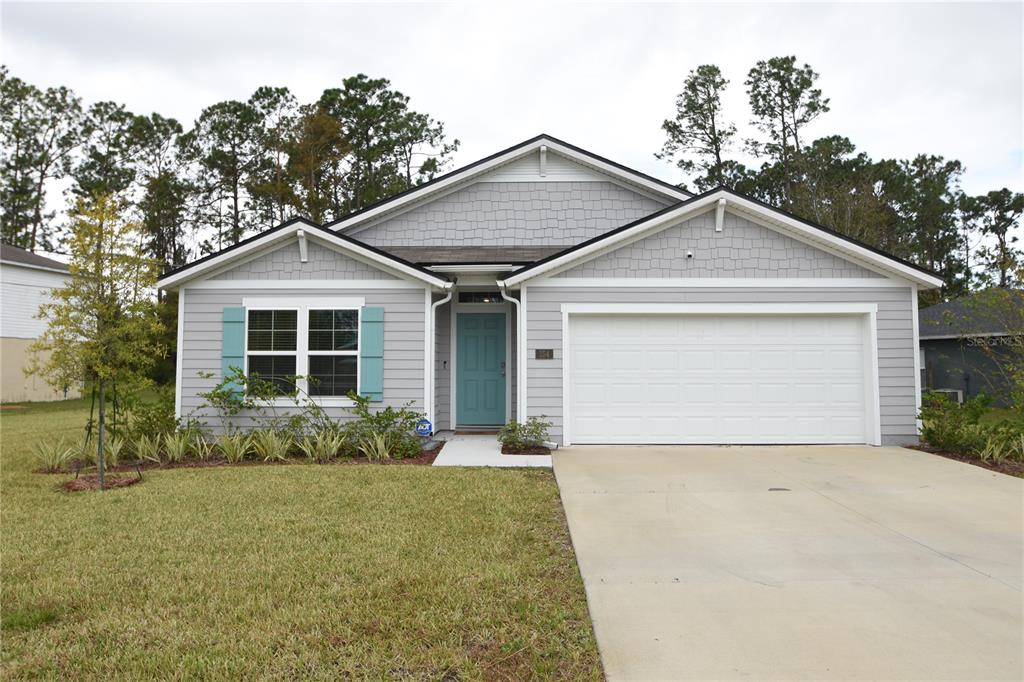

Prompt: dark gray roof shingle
[919,289,1024,338]
[0,243,69,272]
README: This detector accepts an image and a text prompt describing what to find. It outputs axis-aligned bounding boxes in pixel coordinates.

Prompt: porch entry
[456,312,506,426]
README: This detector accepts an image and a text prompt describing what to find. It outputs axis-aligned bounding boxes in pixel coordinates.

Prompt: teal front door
[456,313,506,426]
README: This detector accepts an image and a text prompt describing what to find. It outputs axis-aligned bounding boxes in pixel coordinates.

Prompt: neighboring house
[158,134,943,446]
[919,290,1024,406]
[0,243,79,402]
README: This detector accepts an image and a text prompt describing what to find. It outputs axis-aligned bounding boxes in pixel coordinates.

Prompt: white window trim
[243,301,364,408]
[559,302,882,448]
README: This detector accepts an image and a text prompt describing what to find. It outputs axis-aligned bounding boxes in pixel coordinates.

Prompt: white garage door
[568,314,870,444]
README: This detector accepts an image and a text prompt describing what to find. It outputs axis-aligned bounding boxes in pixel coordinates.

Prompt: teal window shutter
[359,307,384,401]
[222,307,246,394]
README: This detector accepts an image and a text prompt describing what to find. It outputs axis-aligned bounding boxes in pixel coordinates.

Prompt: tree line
[0,67,459,272]
[657,56,1023,301]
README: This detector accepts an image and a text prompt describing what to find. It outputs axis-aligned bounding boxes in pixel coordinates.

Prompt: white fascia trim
[187,279,424,290]
[530,278,908,289]
[560,302,879,315]
[330,138,689,233]
[157,222,451,290]
[174,287,185,419]
[500,191,944,289]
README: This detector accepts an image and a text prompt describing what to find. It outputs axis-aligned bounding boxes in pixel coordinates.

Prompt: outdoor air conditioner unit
[930,388,964,405]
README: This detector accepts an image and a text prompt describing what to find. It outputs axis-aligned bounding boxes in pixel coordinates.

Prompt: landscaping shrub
[298,428,347,463]
[216,432,252,463]
[358,432,392,461]
[252,429,292,462]
[127,386,178,441]
[498,416,552,451]
[103,437,124,467]
[134,433,163,464]
[191,433,214,461]
[345,392,422,459]
[920,391,1024,464]
[33,438,77,473]
[163,431,190,463]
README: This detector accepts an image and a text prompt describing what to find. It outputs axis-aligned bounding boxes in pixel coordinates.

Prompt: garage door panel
[569,313,870,444]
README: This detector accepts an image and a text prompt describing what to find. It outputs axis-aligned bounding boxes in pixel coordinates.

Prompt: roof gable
[156,217,450,290]
[499,187,945,289]
[920,289,1024,338]
[327,134,690,234]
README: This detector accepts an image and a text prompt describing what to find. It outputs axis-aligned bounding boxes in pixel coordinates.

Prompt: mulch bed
[61,474,142,492]
[908,444,1024,477]
[501,444,551,456]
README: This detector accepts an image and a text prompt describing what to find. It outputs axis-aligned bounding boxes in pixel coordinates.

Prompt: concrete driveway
[554,446,1023,681]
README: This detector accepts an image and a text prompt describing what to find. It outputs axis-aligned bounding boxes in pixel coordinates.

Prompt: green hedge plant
[498,416,552,451]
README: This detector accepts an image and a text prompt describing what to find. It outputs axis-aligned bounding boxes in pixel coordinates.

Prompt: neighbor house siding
[350,181,669,247]
[525,286,918,446]
[179,286,426,431]
[555,210,883,279]
[212,240,397,280]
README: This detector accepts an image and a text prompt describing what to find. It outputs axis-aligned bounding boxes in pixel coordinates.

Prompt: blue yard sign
[415,418,433,437]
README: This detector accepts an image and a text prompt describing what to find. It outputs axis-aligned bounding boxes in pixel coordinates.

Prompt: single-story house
[0,243,80,402]
[919,290,1023,406]
[158,134,943,446]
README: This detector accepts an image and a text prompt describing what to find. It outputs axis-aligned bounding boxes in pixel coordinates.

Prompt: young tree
[961,188,1024,288]
[27,196,164,488]
[745,56,830,206]
[656,64,739,191]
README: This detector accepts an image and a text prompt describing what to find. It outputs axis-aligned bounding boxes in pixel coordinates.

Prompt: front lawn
[1,399,602,680]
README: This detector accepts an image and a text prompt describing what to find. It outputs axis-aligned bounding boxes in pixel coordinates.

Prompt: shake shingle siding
[525,286,918,446]
[180,287,426,431]
[556,210,883,279]
[350,181,669,247]
[212,240,397,280]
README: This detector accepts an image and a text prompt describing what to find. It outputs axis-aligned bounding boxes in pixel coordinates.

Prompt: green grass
[980,406,1020,424]
[1,399,602,680]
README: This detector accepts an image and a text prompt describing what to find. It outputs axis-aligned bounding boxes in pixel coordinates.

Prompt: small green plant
[163,431,191,463]
[191,433,214,461]
[104,437,124,467]
[252,429,292,462]
[298,428,347,463]
[134,433,163,464]
[33,438,77,472]
[498,416,552,451]
[358,432,392,461]
[126,386,178,442]
[216,432,252,464]
[345,392,422,459]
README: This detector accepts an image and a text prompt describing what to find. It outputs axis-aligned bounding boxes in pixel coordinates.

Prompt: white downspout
[428,285,454,430]
[499,283,523,422]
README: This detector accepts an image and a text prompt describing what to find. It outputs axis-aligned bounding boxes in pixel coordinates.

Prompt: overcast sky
[2,1,1021,196]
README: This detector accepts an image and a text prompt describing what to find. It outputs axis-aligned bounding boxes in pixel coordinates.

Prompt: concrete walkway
[432,433,552,467]
[555,445,1024,681]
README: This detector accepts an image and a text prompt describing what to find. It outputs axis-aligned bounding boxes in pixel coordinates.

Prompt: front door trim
[451,299,512,427]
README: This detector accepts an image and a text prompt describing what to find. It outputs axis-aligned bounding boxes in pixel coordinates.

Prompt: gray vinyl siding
[212,240,397,280]
[180,286,426,432]
[524,286,918,446]
[351,181,669,247]
[434,302,451,431]
[556,209,883,279]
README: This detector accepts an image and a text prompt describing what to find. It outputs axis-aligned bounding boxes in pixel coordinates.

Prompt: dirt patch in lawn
[61,473,142,492]
[501,444,551,455]
[909,444,1024,477]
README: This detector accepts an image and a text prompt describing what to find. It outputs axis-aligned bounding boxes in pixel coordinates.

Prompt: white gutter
[427,286,455,430]
[499,284,524,422]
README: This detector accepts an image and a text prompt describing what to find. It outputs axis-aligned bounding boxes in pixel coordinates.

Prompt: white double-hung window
[244,298,363,401]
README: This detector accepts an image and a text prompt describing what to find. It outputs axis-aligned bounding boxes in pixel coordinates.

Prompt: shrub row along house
[158,135,943,446]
